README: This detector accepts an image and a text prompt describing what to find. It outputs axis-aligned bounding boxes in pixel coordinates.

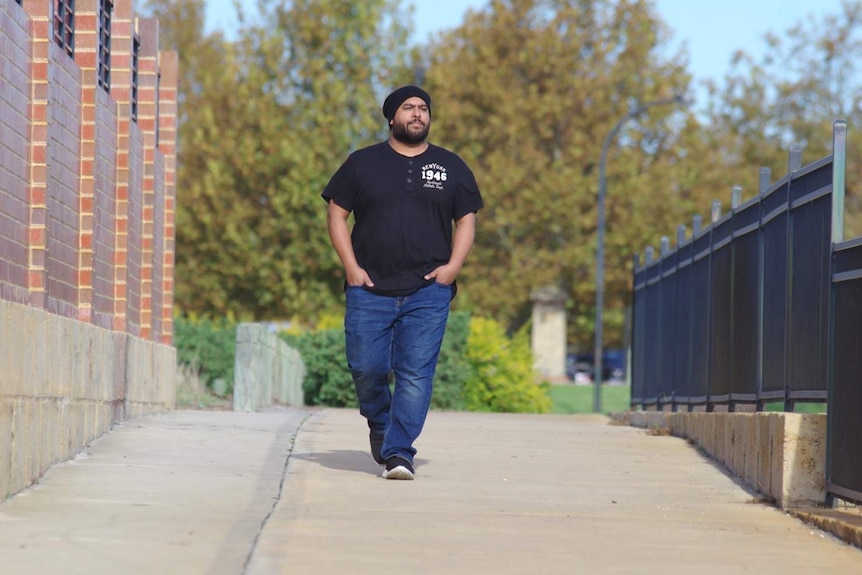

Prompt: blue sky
[204,0,846,106]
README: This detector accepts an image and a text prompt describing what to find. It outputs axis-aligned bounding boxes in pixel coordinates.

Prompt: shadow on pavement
[291,449,430,476]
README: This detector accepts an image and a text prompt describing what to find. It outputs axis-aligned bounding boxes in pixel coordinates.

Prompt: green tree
[700,0,862,235]
[421,0,691,348]
[147,0,415,321]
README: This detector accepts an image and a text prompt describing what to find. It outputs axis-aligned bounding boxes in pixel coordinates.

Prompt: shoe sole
[382,465,414,480]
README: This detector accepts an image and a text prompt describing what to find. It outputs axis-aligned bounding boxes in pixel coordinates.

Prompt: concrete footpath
[1,408,861,575]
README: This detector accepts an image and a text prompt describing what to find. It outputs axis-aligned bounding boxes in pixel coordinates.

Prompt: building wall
[0,1,33,305]
[0,0,178,500]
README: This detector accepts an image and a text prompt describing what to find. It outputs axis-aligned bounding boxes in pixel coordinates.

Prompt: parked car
[566,349,626,384]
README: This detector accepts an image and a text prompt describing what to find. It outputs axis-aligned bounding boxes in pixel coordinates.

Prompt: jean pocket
[434,281,457,301]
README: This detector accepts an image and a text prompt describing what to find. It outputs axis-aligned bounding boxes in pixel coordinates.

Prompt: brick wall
[0,2,32,304]
[0,0,177,343]
[0,0,179,500]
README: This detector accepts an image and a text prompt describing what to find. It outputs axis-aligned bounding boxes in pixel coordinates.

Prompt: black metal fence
[630,122,862,505]
[827,234,862,505]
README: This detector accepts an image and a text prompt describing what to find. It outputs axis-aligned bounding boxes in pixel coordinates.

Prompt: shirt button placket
[405,160,414,191]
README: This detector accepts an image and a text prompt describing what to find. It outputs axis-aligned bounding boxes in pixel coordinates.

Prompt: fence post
[832,121,847,244]
[789,144,803,172]
[755,169,770,411]
[826,121,848,506]
[659,237,671,409]
[630,252,640,406]
[693,214,702,236]
[711,200,722,223]
[784,145,803,412]
[731,186,742,210]
[759,168,771,195]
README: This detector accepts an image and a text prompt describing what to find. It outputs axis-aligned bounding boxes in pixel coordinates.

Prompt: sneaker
[382,456,414,480]
[370,432,385,465]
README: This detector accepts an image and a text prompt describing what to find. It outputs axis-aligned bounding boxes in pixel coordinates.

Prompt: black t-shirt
[322,141,484,296]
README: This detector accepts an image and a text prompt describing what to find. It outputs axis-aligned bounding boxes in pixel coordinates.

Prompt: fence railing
[631,123,845,411]
[827,234,862,505]
[631,121,862,506]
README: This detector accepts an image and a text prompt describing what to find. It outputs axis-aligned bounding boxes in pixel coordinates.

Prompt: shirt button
[408,169,413,174]
[407,178,412,183]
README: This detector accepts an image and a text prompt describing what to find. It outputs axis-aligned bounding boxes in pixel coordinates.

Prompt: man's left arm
[424,212,476,285]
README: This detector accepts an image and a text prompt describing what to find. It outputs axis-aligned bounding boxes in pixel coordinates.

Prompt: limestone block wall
[234,324,306,412]
[0,0,178,499]
[0,298,176,499]
[617,411,827,508]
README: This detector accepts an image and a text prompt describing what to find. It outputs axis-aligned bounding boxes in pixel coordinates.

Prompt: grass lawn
[548,383,631,415]
[763,401,826,413]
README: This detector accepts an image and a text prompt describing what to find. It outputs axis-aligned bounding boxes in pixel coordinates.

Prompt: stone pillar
[530,286,567,381]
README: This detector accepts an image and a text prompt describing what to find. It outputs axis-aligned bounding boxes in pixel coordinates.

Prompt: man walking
[322,85,483,480]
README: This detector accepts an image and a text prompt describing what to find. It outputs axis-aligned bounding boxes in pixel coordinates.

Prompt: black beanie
[382,85,431,121]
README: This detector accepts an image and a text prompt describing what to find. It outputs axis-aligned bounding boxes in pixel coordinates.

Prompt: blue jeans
[345,282,452,463]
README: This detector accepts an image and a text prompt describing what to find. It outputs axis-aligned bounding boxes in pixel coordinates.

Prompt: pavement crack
[238,411,314,575]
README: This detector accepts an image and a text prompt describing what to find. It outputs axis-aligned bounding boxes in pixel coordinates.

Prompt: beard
[391,118,430,144]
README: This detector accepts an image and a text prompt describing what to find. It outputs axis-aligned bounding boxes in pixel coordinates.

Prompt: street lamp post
[593,96,682,413]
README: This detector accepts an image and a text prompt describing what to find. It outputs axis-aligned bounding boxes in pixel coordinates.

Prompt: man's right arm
[326,200,374,287]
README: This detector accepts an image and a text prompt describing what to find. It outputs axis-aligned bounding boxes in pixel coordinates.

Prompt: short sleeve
[322,156,358,212]
[453,163,483,220]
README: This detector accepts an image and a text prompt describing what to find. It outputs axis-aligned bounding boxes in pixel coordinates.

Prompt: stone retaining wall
[613,410,827,508]
[0,299,175,499]
[233,323,305,412]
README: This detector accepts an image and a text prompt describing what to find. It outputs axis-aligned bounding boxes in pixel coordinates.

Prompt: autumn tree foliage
[145,0,414,321]
[144,0,862,349]
[422,0,692,347]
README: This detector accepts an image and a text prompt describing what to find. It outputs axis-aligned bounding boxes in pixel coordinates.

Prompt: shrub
[282,329,355,407]
[284,311,472,409]
[173,316,237,395]
[431,310,471,410]
[463,317,551,413]
[284,311,550,414]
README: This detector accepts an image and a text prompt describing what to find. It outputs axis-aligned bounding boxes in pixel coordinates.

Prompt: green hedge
[172,311,551,414]
[281,328,355,407]
[282,311,549,414]
[174,316,237,395]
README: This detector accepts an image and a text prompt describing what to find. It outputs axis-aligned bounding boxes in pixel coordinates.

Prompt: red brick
[31,61,48,81]
[28,271,44,289]
[31,145,46,165]
[30,19,51,36]
[28,227,46,246]
[81,123,96,141]
[78,269,92,286]
[28,187,46,205]
[82,89,96,106]
[76,14,99,32]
